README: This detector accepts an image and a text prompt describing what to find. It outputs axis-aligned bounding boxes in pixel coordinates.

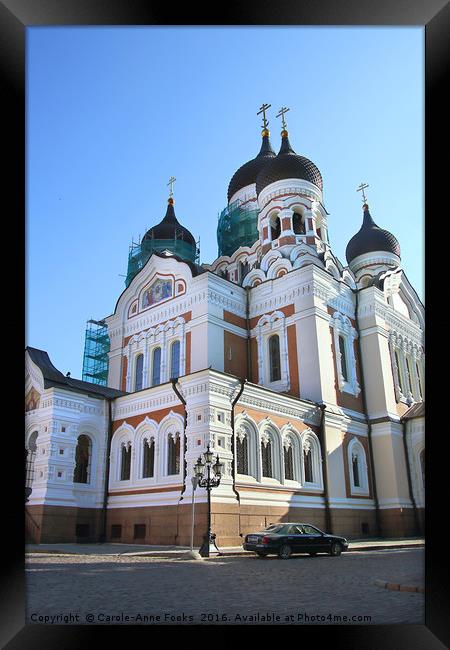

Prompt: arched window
[284,443,294,480]
[120,443,131,480]
[239,260,250,282]
[73,435,91,484]
[261,438,273,478]
[347,439,369,495]
[352,454,360,487]
[331,312,360,396]
[416,362,423,399]
[135,354,144,391]
[170,340,181,380]
[269,334,281,382]
[292,212,305,234]
[406,357,413,395]
[395,351,404,393]
[419,449,425,487]
[152,347,161,386]
[338,335,348,382]
[167,434,180,475]
[26,431,38,492]
[142,437,155,478]
[303,444,313,483]
[237,433,249,475]
[270,214,281,241]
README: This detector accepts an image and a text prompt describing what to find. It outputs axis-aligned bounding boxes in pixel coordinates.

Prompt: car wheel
[278,544,292,560]
[256,551,268,557]
[330,542,342,556]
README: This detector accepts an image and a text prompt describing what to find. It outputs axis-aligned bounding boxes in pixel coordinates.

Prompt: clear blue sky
[27,26,424,378]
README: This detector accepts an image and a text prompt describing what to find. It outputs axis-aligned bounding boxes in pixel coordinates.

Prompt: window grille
[304,447,313,483]
[261,439,272,478]
[143,438,155,478]
[237,435,248,475]
[416,363,423,398]
[111,524,122,539]
[120,444,131,480]
[352,455,360,487]
[134,524,146,539]
[395,351,404,393]
[406,357,413,394]
[338,335,348,382]
[167,435,180,475]
[269,335,281,382]
[284,445,294,480]
[75,524,89,539]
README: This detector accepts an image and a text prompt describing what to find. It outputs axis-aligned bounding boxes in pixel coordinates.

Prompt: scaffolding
[217,199,259,258]
[125,234,200,287]
[82,319,110,386]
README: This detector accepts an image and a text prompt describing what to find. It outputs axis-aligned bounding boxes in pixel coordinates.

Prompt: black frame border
[3,0,449,647]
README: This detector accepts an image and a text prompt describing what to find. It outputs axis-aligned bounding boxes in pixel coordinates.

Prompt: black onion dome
[255,131,323,196]
[345,204,401,264]
[142,199,195,246]
[227,132,276,202]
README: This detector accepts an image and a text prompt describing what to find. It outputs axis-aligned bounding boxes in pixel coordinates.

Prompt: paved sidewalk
[26,537,424,557]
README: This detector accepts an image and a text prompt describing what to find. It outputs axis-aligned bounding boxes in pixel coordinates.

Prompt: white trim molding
[330,311,361,396]
[347,437,369,496]
[255,311,290,392]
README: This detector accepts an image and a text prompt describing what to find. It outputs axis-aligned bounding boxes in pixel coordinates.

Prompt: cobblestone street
[26,548,424,625]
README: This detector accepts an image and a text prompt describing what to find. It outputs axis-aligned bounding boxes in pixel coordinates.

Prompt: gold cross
[276,106,290,130]
[167,176,176,198]
[257,103,271,130]
[356,182,369,203]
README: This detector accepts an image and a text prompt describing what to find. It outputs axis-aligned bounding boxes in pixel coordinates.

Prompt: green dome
[125,199,198,286]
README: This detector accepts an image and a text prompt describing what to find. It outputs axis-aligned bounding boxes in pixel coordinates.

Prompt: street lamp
[25,449,34,503]
[194,444,223,557]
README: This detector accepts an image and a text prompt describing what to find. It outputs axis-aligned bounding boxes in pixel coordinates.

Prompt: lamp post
[194,444,223,557]
[25,449,34,503]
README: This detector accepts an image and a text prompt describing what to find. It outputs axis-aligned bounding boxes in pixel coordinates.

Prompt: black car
[243,523,349,559]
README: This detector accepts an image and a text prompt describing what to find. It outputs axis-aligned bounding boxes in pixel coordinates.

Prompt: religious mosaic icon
[141,278,173,308]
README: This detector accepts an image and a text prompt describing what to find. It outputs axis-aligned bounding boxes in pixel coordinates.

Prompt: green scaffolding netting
[217,200,259,258]
[82,320,110,386]
[125,238,198,287]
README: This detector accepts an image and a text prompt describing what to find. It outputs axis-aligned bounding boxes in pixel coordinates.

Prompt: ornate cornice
[239,391,321,426]
[359,297,424,346]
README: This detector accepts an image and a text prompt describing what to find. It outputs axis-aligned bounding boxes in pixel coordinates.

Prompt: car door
[287,525,310,554]
[302,524,329,552]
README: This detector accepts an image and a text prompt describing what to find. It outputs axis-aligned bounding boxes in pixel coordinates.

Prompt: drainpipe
[171,379,188,545]
[317,403,332,534]
[99,397,113,543]
[353,288,382,537]
[231,379,246,536]
[400,415,421,535]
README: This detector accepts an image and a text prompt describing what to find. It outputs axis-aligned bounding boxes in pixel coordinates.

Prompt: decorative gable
[25,386,41,412]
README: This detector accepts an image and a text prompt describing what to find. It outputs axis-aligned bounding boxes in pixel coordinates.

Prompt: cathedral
[25,106,425,547]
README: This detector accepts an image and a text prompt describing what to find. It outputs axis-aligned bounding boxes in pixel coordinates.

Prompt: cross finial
[276,106,290,130]
[257,103,271,130]
[167,176,176,198]
[356,182,369,204]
